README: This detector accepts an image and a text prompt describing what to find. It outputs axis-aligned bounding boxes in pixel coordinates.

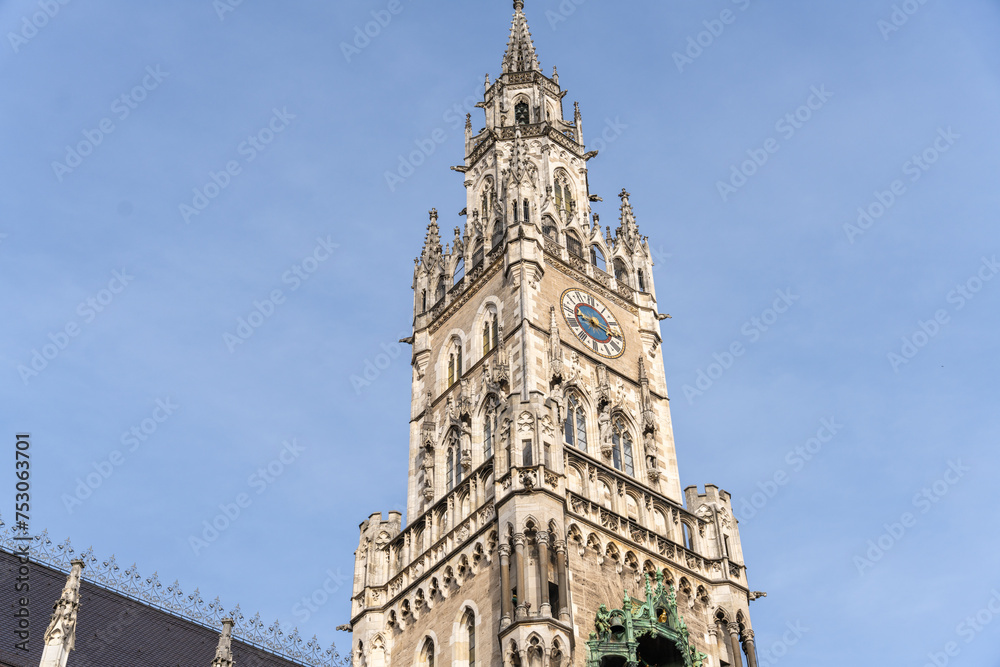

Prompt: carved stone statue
[598,406,613,459]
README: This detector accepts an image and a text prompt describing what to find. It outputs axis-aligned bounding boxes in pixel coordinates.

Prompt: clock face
[560,288,625,359]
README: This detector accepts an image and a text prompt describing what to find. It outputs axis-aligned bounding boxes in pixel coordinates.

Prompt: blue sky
[2,0,999,663]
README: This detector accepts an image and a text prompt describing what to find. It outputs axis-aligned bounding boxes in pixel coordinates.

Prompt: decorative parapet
[0,515,347,667]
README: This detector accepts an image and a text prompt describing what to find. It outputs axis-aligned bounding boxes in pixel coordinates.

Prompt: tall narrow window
[553,171,575,215]
[544,442,551,468]
[637,269,646,292]
[455,446,463,486]
[436,277,446,302]
[563,394,587,451]
[421,638,435,667]
[683,523,693,551]
[454,257,465,285]
[491,317,499,349]
[512,202,519,223]
[523,199,530,223]
[467,612,476,667]
[472,243,484,270]
[542,216,557,239]
[613,259,629,286]
[591,246,607,271]
[724,535,731,558]
[611,417,634,476]
[522,440,533,467]
[483,322,491,355]
[446,446,455,491]
[421,289,427,311]
[491,222,504,249]
[515,101,529,125]
[566,231,583,259]
[448,354,456,387]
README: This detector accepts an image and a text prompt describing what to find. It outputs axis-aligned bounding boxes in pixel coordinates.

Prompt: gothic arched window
[515,101,530,126]
[448,339,463,387]
[419,637,435,667]
[563,394,587,451]
[472,242,484,271]
[611,417,634,476]
[464,609,476,667]
[591,246,607,271]
[553,171,575,216]
[613,259,630,287]
[482,309,499,355]
[565,231,583,259]
[542,216,557,240]
[682,523,694,551]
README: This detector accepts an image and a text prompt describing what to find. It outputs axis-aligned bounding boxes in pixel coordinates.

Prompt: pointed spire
[616,188,641,249]
[502,0,541,74]
[211,618,235,667]
[40,559,85,667]
[421,208,442,266]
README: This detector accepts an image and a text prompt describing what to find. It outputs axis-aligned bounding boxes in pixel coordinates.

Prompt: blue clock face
[560,288,625,359]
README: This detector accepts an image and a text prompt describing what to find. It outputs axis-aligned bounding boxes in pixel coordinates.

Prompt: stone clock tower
[348,4,763,667]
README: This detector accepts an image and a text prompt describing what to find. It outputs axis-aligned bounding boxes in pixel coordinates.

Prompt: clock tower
[348,4,762,667]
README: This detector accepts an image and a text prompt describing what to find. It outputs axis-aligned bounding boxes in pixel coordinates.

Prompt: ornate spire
[39,559,84,667]
[615,188,641,250]
[211,618,235,667]
[502,0,541,74]
[421,208,442,266]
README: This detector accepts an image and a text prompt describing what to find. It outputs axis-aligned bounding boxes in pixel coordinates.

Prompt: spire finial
[514,0,524,11]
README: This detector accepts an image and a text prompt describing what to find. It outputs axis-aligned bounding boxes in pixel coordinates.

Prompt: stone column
[743,629,759,667]
[537,531,551,617]
[727,623,744,667]
[514,533,527,620]
[499,544,512,629]
[555,540,570,622]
